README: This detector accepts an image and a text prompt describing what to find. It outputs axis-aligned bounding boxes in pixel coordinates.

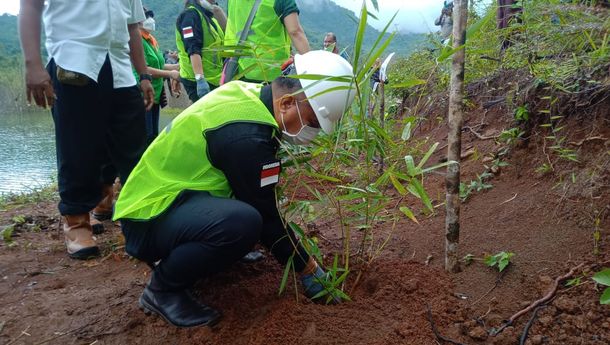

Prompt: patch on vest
[260,161,280,187]
[182,26,194,39]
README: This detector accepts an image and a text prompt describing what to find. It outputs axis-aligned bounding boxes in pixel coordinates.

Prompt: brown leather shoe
[92,184,114,221]
[63,214,100,260]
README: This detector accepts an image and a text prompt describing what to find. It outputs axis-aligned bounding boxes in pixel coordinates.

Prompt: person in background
[164,50,179,65]
[176,0,227,103]
[136,7,181,144]
[114,50,355,328]
[19,0,154,259]
[224,0,310,83]
[323,32,350,61]
[435,1,453,43]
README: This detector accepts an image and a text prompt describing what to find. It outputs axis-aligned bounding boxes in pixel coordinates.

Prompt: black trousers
[48,58,146,215]
[122,191,263,291]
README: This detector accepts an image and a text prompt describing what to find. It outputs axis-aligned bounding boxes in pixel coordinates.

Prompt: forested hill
[0,0,424,64]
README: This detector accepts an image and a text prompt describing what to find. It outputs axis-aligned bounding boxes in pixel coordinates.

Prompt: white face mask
[143,17,155,32]
[281,100,320,145]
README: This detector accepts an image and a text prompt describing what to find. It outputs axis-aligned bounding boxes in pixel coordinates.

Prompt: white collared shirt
[43,0,145,88]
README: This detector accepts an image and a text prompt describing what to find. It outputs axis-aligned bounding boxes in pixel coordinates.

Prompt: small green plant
[592,268,610,304]
[514,105,530,122]
[279,222,350,304]
[565,276,582,287]
[1,225,16,247]
[498,128,524,147]
[484,251,514,272]
[459,172,494,201]
[11,215,26,225]
[536,163,553,174]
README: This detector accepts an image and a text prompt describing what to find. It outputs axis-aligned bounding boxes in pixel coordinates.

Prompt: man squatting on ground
[113,50,355,327]
[19,0,154,259]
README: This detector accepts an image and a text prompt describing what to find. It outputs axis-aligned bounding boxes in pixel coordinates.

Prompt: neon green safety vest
[113,81,279,221]
[176,6,225,86]
[225,0,291,82]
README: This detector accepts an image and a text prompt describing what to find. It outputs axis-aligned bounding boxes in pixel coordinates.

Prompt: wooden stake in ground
[445,0,469,273]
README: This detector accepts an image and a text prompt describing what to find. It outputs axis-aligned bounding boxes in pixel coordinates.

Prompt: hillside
[0,1,423,63]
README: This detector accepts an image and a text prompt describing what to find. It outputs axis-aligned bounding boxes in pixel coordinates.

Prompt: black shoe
[241,250,265,263]
[138,286,221,328]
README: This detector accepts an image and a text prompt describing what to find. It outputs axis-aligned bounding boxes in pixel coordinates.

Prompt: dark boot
[139,284,221,328]
[63,214,100,260]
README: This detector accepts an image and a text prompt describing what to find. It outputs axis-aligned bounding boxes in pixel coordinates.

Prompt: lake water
[0,110,175,195]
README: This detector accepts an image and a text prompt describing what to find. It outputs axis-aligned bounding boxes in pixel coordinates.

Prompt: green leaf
[401,122,412,141]
[390,174,408,196]
[409,178,433,212]
[404,155,418,176]
[399,206,419,224]
[593,268,610,287]
[388,79,426,89]
[279,254,294,295]
[306,171,341,183]
[417,142,439,170]
[600,287,610,305]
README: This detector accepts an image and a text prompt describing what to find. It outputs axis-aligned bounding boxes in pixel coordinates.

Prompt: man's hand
[171,79,182,97]
[196,78,210,99]
[26,64,56,108]
[301,265,341,304]
[168,70,180,81]
[140,79,154,110]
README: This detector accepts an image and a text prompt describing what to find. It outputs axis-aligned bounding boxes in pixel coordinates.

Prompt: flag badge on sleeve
[182,26,194,39]
[260,161,280,187]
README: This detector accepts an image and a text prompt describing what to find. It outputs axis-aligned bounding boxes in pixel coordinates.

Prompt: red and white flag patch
[260,161,280,187]
[182,26,194,39]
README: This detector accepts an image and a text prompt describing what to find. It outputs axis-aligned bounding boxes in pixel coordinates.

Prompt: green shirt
[133,35,165,104]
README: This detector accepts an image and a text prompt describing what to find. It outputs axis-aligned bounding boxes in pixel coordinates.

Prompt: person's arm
[147,67,180,80]
[164,63,180,71]
[206,123,310,272]
[19,0,55,108]
[128,23,154,110]
[283,13,309,54]
[211,5,227,32]
[179,10,205,76]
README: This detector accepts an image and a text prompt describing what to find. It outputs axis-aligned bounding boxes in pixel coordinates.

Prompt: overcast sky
[0,0,476,34]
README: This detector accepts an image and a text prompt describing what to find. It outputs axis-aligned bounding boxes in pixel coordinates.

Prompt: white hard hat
[294,50,355,134]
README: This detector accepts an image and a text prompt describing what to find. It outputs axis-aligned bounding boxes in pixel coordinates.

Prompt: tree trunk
[445,0,469,273]
[378,81,385,172]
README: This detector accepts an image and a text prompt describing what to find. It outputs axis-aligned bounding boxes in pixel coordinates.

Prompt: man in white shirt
[19,0,155,259]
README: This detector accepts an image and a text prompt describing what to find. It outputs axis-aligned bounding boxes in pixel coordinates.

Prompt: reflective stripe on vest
[176,6,224,86]
[113,81,278,221]
[224,0,291,82]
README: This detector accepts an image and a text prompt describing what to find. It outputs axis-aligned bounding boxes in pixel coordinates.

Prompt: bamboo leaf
[399,206,419,224]
[387,79,426,89]
[417,142,440,170]
[389,174,408,196]
[306,171,341,183]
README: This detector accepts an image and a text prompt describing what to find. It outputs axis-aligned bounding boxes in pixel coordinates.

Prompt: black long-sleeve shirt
[206,85,309,271]
[176,5,218,57]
